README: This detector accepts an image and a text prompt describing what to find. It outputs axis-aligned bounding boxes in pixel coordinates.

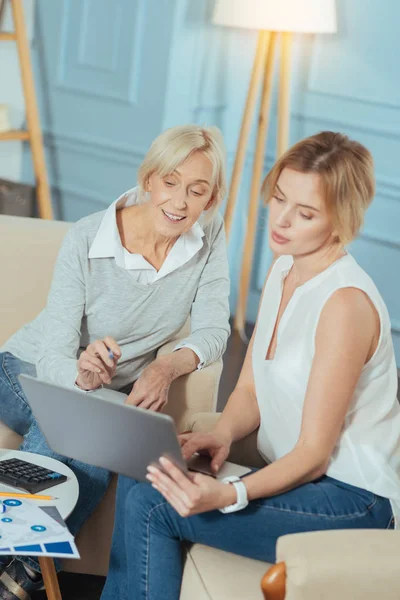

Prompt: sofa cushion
[0,421,22,450]
[181,544,271,600]
[278,529,400,600]
[0,215,71,345]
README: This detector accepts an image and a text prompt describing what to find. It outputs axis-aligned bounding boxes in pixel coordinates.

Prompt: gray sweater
[3,211,230,390]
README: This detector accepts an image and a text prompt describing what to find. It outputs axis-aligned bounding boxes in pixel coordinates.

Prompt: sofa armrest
[266,529,400,600]
[0,421,22,450]
[188,412,267,468]
[157,341,222,433]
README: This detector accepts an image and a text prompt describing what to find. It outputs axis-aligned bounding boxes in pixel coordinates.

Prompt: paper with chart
[0,497,80,558]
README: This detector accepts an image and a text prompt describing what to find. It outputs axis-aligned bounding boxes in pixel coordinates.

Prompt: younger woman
[101,131,400,600]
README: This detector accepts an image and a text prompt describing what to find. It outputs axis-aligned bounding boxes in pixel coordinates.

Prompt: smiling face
[268,168,337,256]
[145,151,215,237]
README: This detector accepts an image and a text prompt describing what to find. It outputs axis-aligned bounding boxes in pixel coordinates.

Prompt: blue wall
[24,0,400,364]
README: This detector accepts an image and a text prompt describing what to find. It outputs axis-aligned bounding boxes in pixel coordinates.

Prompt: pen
[0,492,57,501]
[108,349,114,360]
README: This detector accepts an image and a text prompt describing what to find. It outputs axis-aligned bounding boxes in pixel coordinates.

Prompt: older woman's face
[146,152,214,237]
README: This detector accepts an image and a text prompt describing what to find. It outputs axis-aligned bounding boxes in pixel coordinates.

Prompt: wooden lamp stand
[224,31,293,334]
[213,0,337,336]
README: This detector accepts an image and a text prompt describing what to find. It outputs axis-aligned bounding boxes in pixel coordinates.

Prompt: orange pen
[0,492,56,500]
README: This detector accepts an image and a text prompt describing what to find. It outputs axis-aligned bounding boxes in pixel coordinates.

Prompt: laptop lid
[19,374,187,482]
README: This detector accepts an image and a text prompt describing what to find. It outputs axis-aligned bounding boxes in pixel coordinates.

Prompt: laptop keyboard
[0,458,67,494]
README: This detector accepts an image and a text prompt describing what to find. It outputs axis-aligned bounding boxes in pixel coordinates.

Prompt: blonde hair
[138,124,227,222]
[262,131,375,245]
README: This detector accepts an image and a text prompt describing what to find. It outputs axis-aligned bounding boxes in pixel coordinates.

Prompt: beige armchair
[0,215,223,577]
[189,412,400,600]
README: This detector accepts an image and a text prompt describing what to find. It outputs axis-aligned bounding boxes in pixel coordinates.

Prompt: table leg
[38,557,62,600]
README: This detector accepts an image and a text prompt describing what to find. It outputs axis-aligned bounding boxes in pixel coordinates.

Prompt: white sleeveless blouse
[253,253,400,527]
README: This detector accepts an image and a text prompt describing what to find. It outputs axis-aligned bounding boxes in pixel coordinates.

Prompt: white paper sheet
[0,498,79,559]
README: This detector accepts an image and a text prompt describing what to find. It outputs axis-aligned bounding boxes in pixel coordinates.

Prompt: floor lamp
[213,0,337,334]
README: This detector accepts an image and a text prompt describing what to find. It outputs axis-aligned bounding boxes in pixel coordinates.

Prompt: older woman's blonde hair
[262,131,375,245]
[138,124,227,222]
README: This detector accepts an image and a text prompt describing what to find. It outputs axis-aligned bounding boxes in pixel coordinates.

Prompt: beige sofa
[1,215,399,600]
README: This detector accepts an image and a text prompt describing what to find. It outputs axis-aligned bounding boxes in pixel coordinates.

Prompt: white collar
[88,187,205,276]
[88,187,137,260]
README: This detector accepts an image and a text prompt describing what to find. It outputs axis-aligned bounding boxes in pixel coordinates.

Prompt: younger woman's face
[268,168,336,256]
[146,152,214,237]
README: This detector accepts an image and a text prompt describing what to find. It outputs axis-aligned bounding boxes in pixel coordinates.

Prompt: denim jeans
[0,352,112,572]
[101,470,394,600]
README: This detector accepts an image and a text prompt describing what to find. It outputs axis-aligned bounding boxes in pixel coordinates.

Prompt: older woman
[101,131,400,600]
[0,124,230,598]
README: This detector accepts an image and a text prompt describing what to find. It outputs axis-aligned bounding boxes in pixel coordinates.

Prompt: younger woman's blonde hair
[262,131,375,245]
[138,124,227,222]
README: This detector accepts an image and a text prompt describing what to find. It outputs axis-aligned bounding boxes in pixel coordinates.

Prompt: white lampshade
[213,0,337,33]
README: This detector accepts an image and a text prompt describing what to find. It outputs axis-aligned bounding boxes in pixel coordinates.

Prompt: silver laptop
[19,374,187,482]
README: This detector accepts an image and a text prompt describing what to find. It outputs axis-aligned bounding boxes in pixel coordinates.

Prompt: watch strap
[219,475,249,514]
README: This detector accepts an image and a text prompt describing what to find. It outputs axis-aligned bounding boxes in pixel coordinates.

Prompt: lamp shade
[213,0,337,33]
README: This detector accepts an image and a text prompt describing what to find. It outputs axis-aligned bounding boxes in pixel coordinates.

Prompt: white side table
[0,449,79,600]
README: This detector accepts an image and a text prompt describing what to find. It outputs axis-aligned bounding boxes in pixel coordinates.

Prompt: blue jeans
[0,352,112,572]
[101,471,394,600]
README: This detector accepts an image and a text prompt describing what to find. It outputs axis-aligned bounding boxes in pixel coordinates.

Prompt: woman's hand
[125,359,173,411]
[76,337,121,390]
[146,457,236,516]
[179,431,232,474]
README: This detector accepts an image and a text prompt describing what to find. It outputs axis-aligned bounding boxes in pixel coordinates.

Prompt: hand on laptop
[76,337,121,390]
[125,359,172,411]
[179,431,232,474]
[146,456,237,517]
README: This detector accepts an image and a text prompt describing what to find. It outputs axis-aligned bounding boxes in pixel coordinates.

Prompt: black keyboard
[0,458,67,494]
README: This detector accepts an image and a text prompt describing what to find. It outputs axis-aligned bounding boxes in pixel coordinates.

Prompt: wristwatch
[219,475,249,514]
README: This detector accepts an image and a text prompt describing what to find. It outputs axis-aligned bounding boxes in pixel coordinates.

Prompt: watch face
[221,475,240,484]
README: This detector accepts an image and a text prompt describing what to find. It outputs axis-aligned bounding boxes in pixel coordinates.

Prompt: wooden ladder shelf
[0,0,53,219]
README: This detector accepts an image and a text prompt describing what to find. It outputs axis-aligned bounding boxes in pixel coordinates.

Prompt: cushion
[181,543,271,600]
